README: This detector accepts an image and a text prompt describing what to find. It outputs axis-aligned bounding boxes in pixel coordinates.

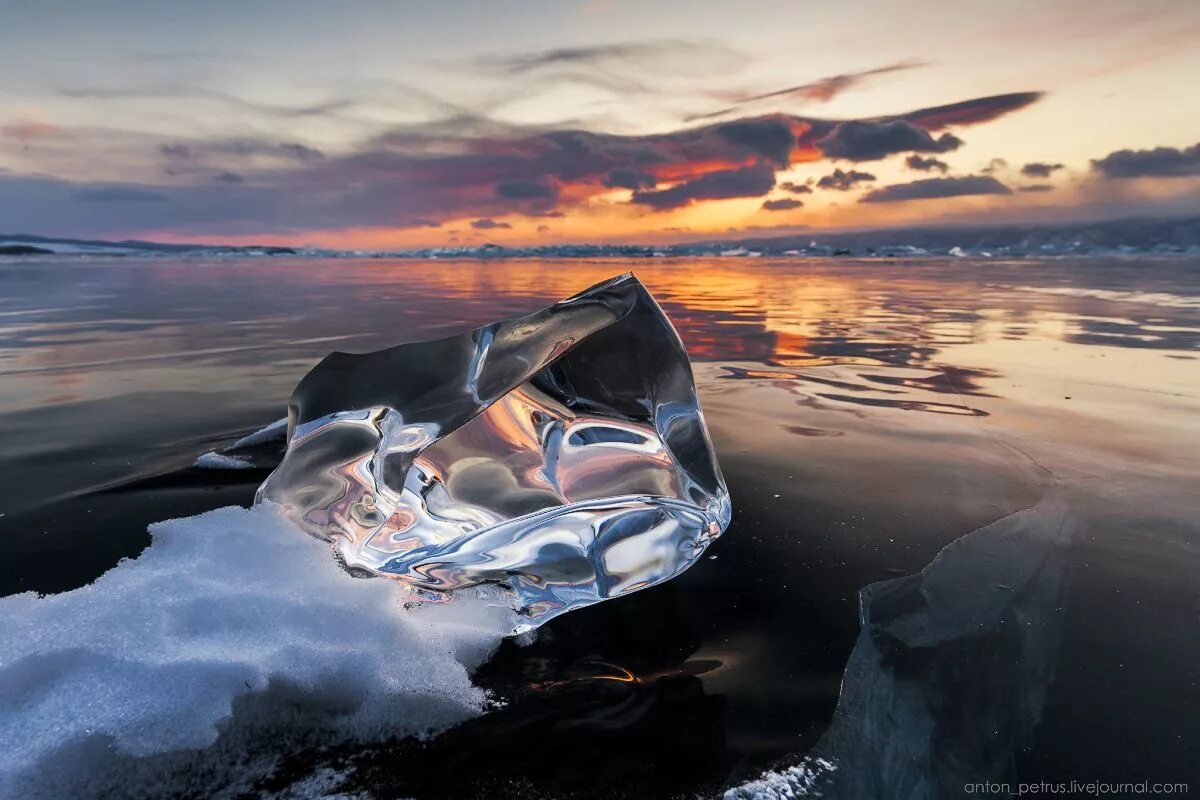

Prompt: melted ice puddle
[0,503,517,799]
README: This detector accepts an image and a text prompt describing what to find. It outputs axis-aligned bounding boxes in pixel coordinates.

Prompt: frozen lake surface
[0,256,1196,798]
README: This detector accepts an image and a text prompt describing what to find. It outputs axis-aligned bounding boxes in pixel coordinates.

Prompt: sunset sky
[2,0,1199,248]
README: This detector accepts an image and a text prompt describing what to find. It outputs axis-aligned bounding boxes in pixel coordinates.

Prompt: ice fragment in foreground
[258,274,731,629]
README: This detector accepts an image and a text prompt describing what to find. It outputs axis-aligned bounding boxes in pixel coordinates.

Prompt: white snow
[230,417,290,449]
[724,757,836,799]
[195,451,255,469]
[0,503,515,799]
[259,766,367,800]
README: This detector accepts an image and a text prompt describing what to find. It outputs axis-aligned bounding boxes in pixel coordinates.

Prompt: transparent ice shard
[257,274,731,629]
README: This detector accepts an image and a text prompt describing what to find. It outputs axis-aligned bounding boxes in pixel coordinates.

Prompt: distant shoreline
[4,214,1199,260]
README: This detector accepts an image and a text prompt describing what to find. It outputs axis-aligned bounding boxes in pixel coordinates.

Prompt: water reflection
[720,364,993,416]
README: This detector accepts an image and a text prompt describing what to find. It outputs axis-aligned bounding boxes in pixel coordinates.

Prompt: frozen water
[725,489,1075,799]
[0,504,514,799]
[258,274,732,629]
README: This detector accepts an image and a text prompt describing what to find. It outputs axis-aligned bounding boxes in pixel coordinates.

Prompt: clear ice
[257,274,732,629]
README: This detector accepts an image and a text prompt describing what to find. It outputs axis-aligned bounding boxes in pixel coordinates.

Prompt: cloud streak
[890,92,1042,130]
[860,175,1012,203]
[476,40,734,74]
[688,59,927,121]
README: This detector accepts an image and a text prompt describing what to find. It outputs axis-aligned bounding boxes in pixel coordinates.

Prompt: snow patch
[195,451,255,469]
[231,417,290,449]
[0,503,515,799]
[724,757,837,799]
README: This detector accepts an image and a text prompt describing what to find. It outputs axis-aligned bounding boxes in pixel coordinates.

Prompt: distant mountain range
[5,215,1200,259]
[0,233,296,256]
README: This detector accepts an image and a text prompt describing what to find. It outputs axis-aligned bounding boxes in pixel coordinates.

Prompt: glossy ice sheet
[257,274,731,628]
[0,256,1196,797]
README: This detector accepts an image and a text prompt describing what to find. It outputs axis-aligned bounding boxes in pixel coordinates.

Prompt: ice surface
[725,489,1074,799]
[0,503,515,799]
[258,274,731,630]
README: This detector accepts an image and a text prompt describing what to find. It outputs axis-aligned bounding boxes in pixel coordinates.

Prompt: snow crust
[0,503,514,799]
[195,451,255,469]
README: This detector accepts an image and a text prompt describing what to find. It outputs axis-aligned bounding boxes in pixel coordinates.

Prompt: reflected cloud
[1,255,1197,518]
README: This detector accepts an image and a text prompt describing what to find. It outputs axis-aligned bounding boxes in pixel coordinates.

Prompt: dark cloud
[470,218,512,229]
[1090,143,1200,178]
[906,154,949,173]
[630,162,775,210]
[1,90,1043,237]
[495,179,557,200]
[779,181,812,194]
[715,119,796,166]
[1018,184,1054,192]
[1021,161,1064,177]
[762,197,803,211]
[160,139,324,163]
[860,175,1012,203]
[279,143,325,162]
[816,120,962,162]
[982,158,1008,173]
[74,186,168,203]
[537,224,551,233]
[160,143,194,160]
[602,167,657,190]
[892,92,1043,130]
[214,172,244,184]
[817,168,876,191]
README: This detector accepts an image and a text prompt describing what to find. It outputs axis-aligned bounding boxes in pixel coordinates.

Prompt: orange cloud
[2,118,59,141]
